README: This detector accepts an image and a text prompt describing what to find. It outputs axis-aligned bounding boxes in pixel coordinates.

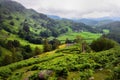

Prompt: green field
[57,31,102,43]
[103,29,110,34]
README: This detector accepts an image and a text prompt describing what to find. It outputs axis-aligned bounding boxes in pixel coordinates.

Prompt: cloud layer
[13,0,120,19]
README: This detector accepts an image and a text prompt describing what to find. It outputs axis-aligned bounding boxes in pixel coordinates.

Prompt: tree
[22,45,33,59]
[40,30,52,37]
[49,39,60,50]
[13,40,20,47]
[24,45,32,53]
[51,30,59,37]
[65,38,72,44]
[74,36,82,43]
[0,47,2,56]
[16,17,19,21]
[90,37,116,52]
[43,39,52,52]
[34,47,42,55]
[7,16,13,20]
[23,23,30,32]
[9,21,14,26]
[6,40,20,50]
[3,55,12,65]
[14,52,23,62]
[6,40,14,49]
[11,47,17,62]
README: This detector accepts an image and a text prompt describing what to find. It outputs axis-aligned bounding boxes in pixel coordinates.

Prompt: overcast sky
[13,0,120,19]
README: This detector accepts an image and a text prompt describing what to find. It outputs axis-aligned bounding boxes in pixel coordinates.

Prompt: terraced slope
[0,44,120,80]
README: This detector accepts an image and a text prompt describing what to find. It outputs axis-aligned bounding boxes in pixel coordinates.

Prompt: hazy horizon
[11,0,120,19]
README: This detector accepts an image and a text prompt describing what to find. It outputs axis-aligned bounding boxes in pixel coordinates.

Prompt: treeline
[0,39,42,66]
[0,38,61,66]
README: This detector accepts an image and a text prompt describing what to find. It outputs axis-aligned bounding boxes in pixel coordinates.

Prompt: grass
[8,34,43,49]
[0,46,12,62]
[57,31,102,43]
[0,30,43,50]
[103,29,110,34]
[93,69,111,80]
[67,72,80,80]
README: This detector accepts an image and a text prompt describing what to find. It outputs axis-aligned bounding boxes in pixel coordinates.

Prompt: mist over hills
[48,15,120,26]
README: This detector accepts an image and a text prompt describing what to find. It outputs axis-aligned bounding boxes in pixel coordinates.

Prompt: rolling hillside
[0,0,120,80]
[0,0,97,38]
[98,21,120,43]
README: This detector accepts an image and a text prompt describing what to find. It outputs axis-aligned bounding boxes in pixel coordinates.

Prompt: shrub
[90,37,116,52]
[7,16,13,20]
[0,67,12,78]
[55,68,68,78]
[9,21,14,26]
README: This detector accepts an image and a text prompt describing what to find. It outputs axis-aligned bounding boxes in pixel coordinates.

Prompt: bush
[80,69,93,80]
[7,16,13,20]
[0,67,12,78]
[90,37,116,52]
[55,68,68,78]
[9,21,14,26]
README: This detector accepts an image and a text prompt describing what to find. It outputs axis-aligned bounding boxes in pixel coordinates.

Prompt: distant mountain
[47,14,120,27]
[98,21,120,43]
[71,17,120,27]
[47,15,62,20]
[91,17,120,21]
[95,19,113,27]
[72,17,120,43]
[98,21,120,31]
[73,18,98,26]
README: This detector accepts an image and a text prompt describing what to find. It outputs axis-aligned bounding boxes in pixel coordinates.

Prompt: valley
[0,0,120,80]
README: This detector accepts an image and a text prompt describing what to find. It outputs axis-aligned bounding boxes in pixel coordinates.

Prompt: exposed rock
[89,76,94,80]
[38,70,53,79]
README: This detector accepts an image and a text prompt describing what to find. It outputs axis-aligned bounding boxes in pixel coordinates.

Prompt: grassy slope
[0,29,43,50]
[7,34,43,49]
[93,69,111,80]
[0,44,119,80]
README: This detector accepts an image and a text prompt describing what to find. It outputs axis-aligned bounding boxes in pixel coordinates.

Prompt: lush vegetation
[0,0,120,80]
[0,0,102,67]
[97,21,120,43]
[0,37,119,80]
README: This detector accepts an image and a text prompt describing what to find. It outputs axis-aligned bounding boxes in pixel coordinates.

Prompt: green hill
[0,40,119,80]
[0,0,120,80]
[0,0,97,37]
[98,21,120,43]
[0,0,101,67]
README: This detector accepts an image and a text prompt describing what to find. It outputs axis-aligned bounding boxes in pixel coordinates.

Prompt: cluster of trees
[0,38,61,66]
[0,39,42,66]
[18,20,43,44]
[90,37,117,52]
[40,28,68,38]
[43,39,60,52]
